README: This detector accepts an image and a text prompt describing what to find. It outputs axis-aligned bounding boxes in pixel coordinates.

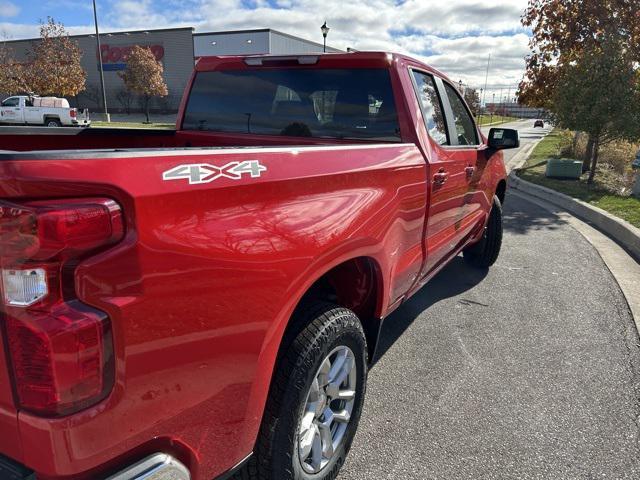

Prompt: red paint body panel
[0,52,506,479]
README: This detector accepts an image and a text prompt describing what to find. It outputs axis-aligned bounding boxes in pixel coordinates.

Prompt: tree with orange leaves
[519,0,640,182]
[27,17,86,98]
[519,0,640,108]
[0,41,28,95]
[118,46,168,123]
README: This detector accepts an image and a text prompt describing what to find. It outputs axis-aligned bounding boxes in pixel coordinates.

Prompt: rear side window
[410,71,448,146]
[183,68,401,141]
[443,83,479,146]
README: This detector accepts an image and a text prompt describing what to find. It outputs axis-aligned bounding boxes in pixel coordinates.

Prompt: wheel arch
[239,254,388,463]
[495,178,507,205]
[290,256,385,363]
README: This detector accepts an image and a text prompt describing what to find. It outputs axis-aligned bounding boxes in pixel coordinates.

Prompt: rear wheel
[45,118,62,127]
[463,195,503,268]
[239,302,367,480]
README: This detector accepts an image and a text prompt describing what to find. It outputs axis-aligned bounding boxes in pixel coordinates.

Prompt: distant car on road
[534,119,544,128]
[0,95,90,127]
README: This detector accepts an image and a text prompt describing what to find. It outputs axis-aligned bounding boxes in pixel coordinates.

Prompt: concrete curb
[509,171,640,262]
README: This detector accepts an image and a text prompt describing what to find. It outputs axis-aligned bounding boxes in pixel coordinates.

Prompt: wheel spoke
[318,420,334,458]
[328,350,349,383]
[328,355,353,394]
[317,357,332,387]
[308,378,320,402]
[299,424,315,460]
[300,410,315,432]
[311,425,323,470]
[336,389,356,401]
[333,409,351,424]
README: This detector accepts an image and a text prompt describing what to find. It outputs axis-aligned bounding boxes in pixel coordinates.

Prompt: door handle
[465,166,476,176]
[433,170,449,186]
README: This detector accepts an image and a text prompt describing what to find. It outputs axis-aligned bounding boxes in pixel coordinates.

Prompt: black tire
[237,302,368,480]
[45,118,62,128]
[463,195,503,268]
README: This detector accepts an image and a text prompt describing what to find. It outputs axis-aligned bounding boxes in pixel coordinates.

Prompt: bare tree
[116,88,134,115]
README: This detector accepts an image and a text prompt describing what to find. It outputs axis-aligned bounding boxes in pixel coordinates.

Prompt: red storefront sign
[98,44,165,63]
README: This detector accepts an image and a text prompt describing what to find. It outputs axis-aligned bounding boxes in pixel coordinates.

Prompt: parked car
[0,95,90,127]
[0,51,517,480]
[534,119,544,128]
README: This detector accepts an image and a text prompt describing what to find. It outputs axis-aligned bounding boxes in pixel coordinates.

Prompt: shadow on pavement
[371,256,488,366]
[502,193,568,236]
[371,193,568,367]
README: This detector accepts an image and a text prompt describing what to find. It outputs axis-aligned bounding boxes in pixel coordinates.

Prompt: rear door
[22,97,42,124]
[409,70,470,274]
[439,81,487,234]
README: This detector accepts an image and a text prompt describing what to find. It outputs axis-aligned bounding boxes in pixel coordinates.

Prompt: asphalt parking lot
[339,192,640,479]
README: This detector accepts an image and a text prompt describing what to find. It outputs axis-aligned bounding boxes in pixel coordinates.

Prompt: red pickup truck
[0,52,517,480]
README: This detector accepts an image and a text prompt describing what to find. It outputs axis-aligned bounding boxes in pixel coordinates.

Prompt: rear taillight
[70,109,77,118]
[0,198,123,416]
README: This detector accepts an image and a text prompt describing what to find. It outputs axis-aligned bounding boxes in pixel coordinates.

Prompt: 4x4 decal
[163,160,267,185]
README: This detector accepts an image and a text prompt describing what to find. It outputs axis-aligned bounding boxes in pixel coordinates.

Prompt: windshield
[183,68,401,142]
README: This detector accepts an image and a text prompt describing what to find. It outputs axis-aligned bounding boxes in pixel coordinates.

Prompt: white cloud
[0,0,531,97]
[0,1,19,18]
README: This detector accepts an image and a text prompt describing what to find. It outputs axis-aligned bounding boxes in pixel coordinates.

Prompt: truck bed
[0,126,384,153]
[0,137,427,479]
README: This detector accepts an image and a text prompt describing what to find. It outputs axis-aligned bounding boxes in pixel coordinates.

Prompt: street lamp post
[92,0,109,122]
[490,93,495,124]
[321,22,330,53]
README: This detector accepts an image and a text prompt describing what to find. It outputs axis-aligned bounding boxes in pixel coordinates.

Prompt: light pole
[321,22,330,53]
[490,93,495,124]
[92,0,109,122]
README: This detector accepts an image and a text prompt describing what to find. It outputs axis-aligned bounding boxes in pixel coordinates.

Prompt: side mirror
[488,128,520,150]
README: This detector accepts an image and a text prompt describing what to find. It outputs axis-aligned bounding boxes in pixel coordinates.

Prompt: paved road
[481,119,553,172]
[338,124,640,479]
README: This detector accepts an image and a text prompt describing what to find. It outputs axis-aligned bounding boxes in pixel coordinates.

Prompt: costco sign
[98,44,165,71]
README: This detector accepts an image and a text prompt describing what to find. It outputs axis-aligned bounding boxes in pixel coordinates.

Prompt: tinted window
[411,72,448,146]
[2,98,19,107]
[443,83,479,146]
[183,69,400,141]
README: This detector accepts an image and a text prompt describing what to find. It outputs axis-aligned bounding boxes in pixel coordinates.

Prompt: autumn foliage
[27,17,86,97]
[0,17,86,98]
[0,42,28,95]
[118,46,168,122]
[519,0,640,183]
[519,0,640,108]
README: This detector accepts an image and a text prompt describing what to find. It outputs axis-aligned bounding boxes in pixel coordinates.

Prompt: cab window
[443,83,479,146]
[411,71,448,146]
[1,97,19,107]
[183,68,401,142]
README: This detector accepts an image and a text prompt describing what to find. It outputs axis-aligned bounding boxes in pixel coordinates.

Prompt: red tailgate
[0,326,22,463]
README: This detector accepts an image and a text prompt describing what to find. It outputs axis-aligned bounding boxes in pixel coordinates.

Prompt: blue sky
[0,0,531,93]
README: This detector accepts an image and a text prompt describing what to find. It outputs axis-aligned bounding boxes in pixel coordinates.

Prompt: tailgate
[0,325,21,463]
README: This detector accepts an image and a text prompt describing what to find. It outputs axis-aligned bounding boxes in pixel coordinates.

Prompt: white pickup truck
[0,95,90,127]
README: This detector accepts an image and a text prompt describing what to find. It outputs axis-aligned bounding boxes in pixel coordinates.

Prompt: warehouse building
[0,27,341,114]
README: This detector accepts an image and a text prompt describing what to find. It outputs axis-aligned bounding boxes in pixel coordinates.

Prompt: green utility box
[545,158,583,179]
